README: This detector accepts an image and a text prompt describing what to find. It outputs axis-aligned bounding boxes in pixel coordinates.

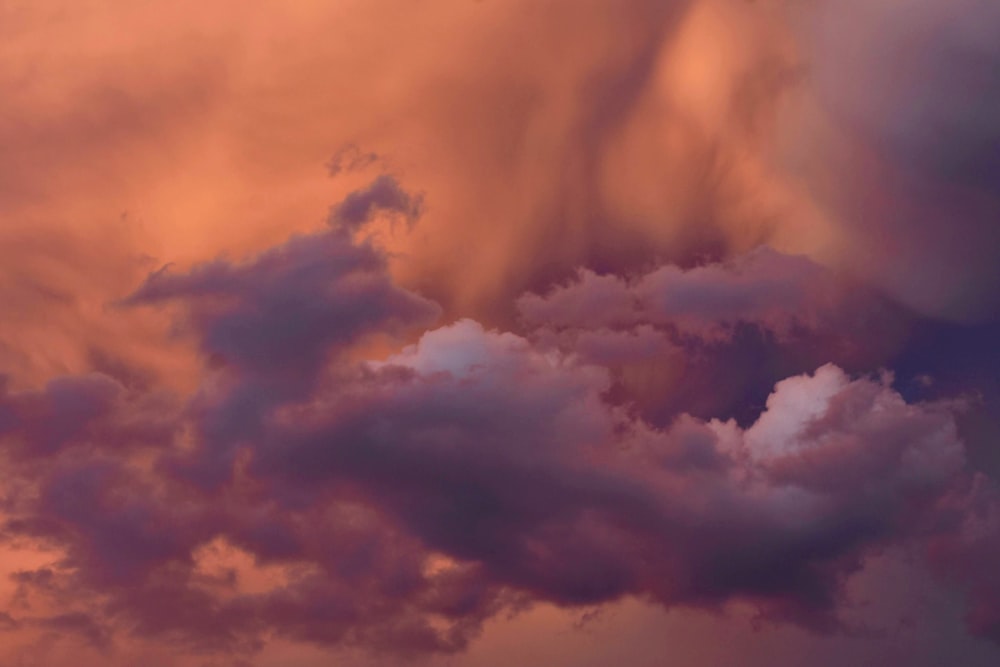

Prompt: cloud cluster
[1,0,999,664]
[517,247,905,425]
[0,178,994,664]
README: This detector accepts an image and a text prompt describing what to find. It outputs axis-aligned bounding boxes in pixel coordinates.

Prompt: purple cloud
[0,184,995,662]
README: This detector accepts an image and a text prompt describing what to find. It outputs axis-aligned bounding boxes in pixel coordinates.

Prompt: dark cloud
[927,477,1000,645]
[0,373,178,459]
[517,247,907,424]
[801,0,1000,321]
[326,143,382,177]
[127,231,435,380]
[124,178,439,486]
[518,247,870,341]
[327,174,424,231]
[6,316,981,657]
[0,181,996,663]
[37,612,112,649]
[249,325,970,630]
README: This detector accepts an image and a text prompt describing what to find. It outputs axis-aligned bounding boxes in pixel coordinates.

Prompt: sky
[1,0,1000,665]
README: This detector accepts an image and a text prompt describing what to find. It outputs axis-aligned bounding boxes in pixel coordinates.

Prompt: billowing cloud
[1,0,999,665]
[0,238,992,662]
[518,247,855,340]
[254,326,971,631]
[517,247,906,425]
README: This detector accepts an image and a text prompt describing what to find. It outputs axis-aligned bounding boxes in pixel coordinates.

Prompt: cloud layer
[1,1,999,665]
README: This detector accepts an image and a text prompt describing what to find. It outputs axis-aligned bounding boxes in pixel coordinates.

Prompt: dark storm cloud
[247,325,970,629]
[0,178,997,662]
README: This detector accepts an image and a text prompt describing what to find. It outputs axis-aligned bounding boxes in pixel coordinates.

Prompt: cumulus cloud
[0,310,987,660]
[2,179,973,662]
[518,246,853,340]
[253,327,970,628]
[516,246,906,425]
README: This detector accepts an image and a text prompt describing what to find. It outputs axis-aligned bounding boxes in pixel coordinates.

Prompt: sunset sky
[2,1,1000,665]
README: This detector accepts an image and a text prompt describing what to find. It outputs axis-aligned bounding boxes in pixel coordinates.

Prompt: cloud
[7,233,967,658]
[0,166,980,659]
[126,227,435,379]
[327,175,423,231]
[516,246,906,425]
[0,1,999,664]
[518,246,854,341]
[0,373,178,459]
[785,0,1000,320]
[1,235,988,662]
[251,324,970,630]
[123,177,439,488]
[326,143,382,178]
[927,478,1000,645]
